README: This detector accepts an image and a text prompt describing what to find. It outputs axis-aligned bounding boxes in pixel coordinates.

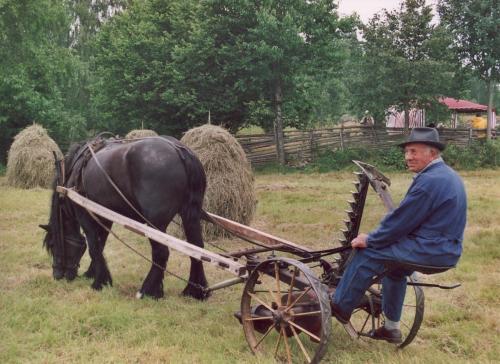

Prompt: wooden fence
[236,126,490,166]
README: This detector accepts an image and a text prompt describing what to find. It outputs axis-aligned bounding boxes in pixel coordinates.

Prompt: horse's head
[40,200,87,280]
[41,146,87,281]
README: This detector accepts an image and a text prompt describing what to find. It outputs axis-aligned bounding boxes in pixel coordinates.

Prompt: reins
[86,143,161,231]
[67,138,223,292]
[85,140,227,253]
[53,152,66,268]
[85,208,208,293]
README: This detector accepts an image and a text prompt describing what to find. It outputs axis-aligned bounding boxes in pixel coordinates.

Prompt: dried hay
[176,124,257,240]
[125,129,158,139]
[6,124,63,189]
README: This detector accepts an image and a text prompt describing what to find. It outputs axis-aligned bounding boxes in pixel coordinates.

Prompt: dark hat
[398,127,446,151]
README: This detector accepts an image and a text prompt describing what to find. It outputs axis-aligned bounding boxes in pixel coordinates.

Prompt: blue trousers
[333,248,412,321]
[333,237,461,321]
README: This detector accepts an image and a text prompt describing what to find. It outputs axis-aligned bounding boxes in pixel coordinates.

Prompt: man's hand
[351,233,368,249]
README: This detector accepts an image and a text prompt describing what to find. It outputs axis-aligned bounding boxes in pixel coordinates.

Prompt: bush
[443,140,500,170]
[305,147,406,173]
[254,140,500,175]
[306,149,372,172]
[377,147,406,170]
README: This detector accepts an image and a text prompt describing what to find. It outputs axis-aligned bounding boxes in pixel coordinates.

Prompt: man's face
[404,143,437,173]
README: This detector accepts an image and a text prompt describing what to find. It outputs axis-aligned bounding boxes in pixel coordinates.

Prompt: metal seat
[381,260,455,275]
[374,260,460,289]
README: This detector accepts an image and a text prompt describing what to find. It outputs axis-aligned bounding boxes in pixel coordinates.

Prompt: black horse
[40,136,209,300]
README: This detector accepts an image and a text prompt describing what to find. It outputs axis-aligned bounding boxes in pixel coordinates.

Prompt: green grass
[1,169,499,363]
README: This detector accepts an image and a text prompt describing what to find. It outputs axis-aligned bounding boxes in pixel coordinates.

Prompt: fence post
[309,130,314,160]
[340,124,344,151]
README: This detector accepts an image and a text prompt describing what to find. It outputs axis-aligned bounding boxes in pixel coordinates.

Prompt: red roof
[439,97,489,112]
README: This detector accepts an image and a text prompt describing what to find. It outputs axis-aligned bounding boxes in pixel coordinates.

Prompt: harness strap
[52,152,66,267]
[86,209,209,292]
[85,140,227,253]
[86,143,161,230]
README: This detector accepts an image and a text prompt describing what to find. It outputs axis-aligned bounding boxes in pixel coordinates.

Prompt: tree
[350,0,463,132]
[0,0,88,161]
[187,0,355,164]
[90,0,355,163]
[438,0,499,139]
[90,0,203,136]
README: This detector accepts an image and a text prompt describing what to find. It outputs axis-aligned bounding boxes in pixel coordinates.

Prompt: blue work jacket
[367,160,467,266]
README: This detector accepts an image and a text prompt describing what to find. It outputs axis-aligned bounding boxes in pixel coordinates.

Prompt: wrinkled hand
[351,233,368,249]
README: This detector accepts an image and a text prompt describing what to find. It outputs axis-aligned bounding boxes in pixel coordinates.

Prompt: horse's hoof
[53,268,64,280]
[136,291,144,299]
[182,286,210,301]
[91,282,103,291]
[65,268,78,281]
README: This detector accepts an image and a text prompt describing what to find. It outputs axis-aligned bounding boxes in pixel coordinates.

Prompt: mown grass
[1,168,499,363]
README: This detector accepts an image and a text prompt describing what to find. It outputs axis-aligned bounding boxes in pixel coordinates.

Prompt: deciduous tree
[438,0,499,139]
[350,0,462,132]
[0,0,87,161]
[188,0,355,164]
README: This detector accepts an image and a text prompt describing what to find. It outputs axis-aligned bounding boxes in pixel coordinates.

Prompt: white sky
[337,0,438,23]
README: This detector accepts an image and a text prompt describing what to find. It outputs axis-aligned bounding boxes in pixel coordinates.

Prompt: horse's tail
[164,137,207,223]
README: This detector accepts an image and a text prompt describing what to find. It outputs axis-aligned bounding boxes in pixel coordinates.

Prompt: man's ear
[39,224,50,232]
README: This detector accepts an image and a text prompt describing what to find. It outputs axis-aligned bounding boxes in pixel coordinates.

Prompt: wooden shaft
[57,186,247,277]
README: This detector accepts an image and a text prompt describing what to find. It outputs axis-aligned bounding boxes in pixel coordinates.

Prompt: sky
[337,0,438,23]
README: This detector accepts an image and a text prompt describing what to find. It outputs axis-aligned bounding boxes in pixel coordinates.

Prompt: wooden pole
[57,187,247,277]
[340,123,344,151]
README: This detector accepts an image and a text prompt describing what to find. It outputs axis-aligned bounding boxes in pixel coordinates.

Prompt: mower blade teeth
[338,238,348,245]
[351,191,360,200]
[345,210,355,219]
[347,200,357,209]
[340,229,349,237]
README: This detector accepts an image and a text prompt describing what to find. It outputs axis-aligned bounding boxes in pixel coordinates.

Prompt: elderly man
[331,127,467,343]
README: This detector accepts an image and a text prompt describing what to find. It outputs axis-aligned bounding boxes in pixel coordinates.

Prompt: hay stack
[125,129,158,139]
[6,124,63,189]
[179,124,256,240]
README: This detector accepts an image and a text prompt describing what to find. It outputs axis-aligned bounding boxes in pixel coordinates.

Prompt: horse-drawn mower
[53,153,458,364]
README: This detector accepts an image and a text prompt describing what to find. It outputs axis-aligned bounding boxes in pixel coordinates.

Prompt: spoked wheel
[346,274,424,348]
[240,257,331,364]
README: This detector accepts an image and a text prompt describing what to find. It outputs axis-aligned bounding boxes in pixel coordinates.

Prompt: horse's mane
[43,167,64,254]
[43,138,95,254]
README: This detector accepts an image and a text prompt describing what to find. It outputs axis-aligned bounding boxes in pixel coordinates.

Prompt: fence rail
[236,126,491,166]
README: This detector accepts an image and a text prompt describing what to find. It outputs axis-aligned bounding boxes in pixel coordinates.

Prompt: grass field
[1,168,499,363]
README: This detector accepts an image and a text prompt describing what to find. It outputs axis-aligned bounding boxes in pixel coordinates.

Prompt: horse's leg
[79,216,113,290]
[83,259,96,279]
[136,238,169,300]
[180,211,209,300]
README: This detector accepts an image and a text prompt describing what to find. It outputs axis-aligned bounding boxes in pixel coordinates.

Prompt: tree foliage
[438,0,499,138]
[90,0,356,141]
[349,0,463,129]
[0,0,496,164]
[0,0,88,161]
[438,0,499,83]
[90,0,205,136]
[189,0,356,130]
